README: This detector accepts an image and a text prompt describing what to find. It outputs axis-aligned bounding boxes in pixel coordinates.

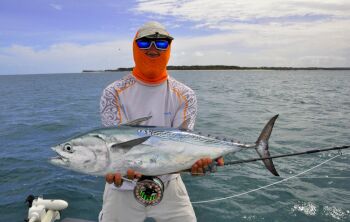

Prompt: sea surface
[0,70,349,221]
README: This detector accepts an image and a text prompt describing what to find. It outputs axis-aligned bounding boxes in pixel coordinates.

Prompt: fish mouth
[51,154,69,163]
[51,148,70,164]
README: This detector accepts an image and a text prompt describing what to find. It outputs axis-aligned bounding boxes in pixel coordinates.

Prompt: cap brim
[136,29,173,40]
[136,34,174,40]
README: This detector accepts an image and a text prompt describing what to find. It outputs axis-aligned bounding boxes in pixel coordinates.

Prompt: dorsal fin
[122,116,152,126]
[110,136,151,151]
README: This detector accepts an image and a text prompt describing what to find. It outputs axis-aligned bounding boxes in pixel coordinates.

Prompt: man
[99,21,223,222]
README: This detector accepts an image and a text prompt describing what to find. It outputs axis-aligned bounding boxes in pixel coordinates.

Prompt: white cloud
[194,51,204,57]
[1,18,349,75]
[135,0,350,26]
[0,40,134,75]
[135,0,350,67]
[50,4,63,11]
[168,16,350,67]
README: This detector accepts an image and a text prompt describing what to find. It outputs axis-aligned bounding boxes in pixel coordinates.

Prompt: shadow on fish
[50,115,280,177]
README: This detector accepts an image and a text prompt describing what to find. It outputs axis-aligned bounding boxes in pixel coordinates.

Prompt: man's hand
[191,157,224,176]
[105,169,142,187]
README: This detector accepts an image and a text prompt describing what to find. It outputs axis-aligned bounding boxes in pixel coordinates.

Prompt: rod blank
[224,145,350,166]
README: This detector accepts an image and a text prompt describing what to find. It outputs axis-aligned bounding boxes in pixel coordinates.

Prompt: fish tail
[255,115,280,176]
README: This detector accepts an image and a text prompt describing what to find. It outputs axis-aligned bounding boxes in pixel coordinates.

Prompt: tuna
[50,115,279,176]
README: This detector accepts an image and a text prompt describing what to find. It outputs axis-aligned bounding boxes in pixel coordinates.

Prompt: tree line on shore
[83,65,350,72]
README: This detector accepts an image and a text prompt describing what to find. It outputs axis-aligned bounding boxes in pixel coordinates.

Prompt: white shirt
[100,73,197,189]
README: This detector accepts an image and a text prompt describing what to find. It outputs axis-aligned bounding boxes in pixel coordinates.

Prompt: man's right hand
[191,157,224,176]
[105,169,142,187]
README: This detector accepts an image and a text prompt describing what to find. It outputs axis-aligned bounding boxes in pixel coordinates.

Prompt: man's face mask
[132,36,171,84]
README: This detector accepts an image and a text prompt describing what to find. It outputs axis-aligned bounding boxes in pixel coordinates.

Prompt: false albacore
[50,115,280,176]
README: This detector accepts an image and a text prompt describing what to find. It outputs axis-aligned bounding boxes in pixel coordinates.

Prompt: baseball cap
[135,21,174,40]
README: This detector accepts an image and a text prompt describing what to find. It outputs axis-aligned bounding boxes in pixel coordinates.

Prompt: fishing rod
[224,145,350,166]
[124,145,350,206]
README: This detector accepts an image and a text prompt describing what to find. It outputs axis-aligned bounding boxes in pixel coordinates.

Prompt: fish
[50,115,279,176]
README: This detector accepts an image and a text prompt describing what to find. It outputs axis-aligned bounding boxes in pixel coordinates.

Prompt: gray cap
[135,21,174,40]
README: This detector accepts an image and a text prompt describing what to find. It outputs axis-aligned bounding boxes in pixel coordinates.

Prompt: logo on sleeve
[164,112,172,116]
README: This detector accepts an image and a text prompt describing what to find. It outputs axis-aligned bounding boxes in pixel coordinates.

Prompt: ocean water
[0,70,349,221]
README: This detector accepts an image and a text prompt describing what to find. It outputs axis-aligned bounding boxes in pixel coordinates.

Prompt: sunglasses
[136,39,170,50]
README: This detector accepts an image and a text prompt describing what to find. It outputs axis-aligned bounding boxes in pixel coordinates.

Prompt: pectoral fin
[122,116,152,126]
[177,118,190,131]
[110,136,151,151]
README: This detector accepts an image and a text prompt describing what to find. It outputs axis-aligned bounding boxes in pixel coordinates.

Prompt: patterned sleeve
[100,84,122,127]
[172,86,198,131]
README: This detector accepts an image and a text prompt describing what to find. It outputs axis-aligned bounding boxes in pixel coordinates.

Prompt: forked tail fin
[255,115,279,176]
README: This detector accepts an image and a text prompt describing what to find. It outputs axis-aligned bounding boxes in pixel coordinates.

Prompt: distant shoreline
[82,65,350,72]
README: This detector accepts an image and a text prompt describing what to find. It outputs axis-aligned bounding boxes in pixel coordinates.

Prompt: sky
[0,0,350,75]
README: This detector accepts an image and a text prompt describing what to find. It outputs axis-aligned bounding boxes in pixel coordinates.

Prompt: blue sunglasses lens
[155,40,169,49]
[136,40,151,49]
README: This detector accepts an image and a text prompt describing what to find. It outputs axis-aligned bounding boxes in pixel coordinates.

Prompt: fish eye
[63,144,74,153]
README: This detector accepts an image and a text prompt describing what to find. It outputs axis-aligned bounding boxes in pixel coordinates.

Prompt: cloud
[1,17,349,75]
[194,51,204,57]
[50,3,63,11]
[134,0,350,27]
[134,0,350,67]
[0,40,134,75]
[168,16,350,67]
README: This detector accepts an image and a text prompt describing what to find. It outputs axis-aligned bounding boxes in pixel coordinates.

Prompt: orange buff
[132,37,171,85]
